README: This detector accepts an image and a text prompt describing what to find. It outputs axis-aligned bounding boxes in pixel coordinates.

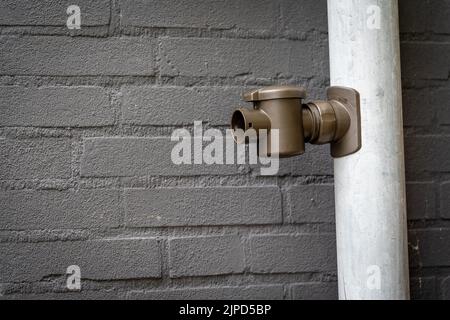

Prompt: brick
[283,144,333,176]
[0,239,161,282]
[399,0,450,34]
[409,229,450,267]
[433,88,450,125]
[280,0,328,33]
[1,290,123,300]
[80,137,243,177]
[122,86,246,126]
[431,1,450,34]
[410,277,436,300]
[125,187,281,227]
[0,0,110,26]
[440,182,450,219]
[248,234,336,273]
[0,36,155,76]
[399,0,431,34]
[254,144,333,176]
[168,235,245,277]
[406,182,435,220]
[405,136,450,178]
[291,282,338,300]
[0,138,71,179]
[0,189,121,230]
[128,285,284,300]
[121,0,276,31]
[402,88,434,127]
[401,43,450,80]
[0,86,113,127]
[402,87,450,127]
[288,185,334,223]
[159,38,318,78]
[442,277,450,299]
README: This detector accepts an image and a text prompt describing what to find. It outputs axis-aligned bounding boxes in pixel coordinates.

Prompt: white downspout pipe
[327,0,409,299]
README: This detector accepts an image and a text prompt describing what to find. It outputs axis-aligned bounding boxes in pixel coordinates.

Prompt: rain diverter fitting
[231,85,361,158]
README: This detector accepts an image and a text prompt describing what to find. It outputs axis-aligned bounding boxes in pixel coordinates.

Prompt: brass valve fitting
[231,86,361,158]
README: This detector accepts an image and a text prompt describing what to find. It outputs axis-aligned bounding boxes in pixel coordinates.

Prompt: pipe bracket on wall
[326,86,361,158]
[231,85,361,158]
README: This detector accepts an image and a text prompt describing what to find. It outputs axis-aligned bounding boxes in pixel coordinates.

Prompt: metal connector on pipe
[231,85,361,158]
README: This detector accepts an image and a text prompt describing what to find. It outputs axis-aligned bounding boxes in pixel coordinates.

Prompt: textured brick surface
[256,144,333,176]
[0,139,71,179]
[399,0,450,34]
[128,285,284,300]
[399,0,431,34]
[401,43,450,80]
[405,136,450,177]
[122,86,245,126]
[0,239,161,282]
[409,229,450,267]
[441,182,450,219]
[434,88,450,125]
[159,38,322,78]
[0,86,113,127]
[0,189,121,230]
[121,0,277,31]
[280,0,328,34]
[288,185,334,223]
[0,37,155,76]
[81,137,242,177]
[248,234,336,273]
[410,277,437,300]
[291,282,338,300]
[402,89,434,127]
[0,0,110,26]
[169,236,245,277]
[1,290,123,300]
[282,145,333,176]
[406,182,436,220]
[125,187,281,227]
[442,277,450,300]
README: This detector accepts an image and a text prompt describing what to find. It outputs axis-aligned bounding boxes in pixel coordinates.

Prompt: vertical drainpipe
[327,0,410,299]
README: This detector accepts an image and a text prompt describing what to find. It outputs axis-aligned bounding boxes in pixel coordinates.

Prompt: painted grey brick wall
[122,86,244,126]
[0,87,113,127]
[0,0,448,300]
[1,139,72,179]
[249,234,336,273]
[0,0,110,26]
[168,236,245,278]
[124,187,282,227]
[81,137,244,177]
[0,189,121,230]
[0,37,156,76]
[158,38,324,78]
[0,239,161,282]
[400,0,450,300]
